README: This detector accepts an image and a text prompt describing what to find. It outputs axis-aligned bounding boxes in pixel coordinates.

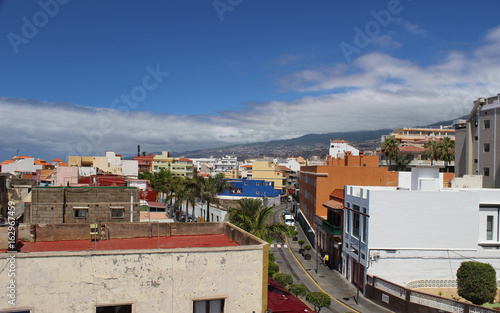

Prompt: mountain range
[167,116,463,160]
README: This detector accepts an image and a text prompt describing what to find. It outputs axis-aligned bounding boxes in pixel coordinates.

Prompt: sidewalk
[280,218,393,313]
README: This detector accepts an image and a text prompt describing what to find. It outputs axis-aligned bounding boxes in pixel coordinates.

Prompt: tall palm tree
[438,137,455,172]
[196,173,231,222]
[229,198,292,244]
[424,140,440,166]
[381,138,399,170]
[184,177,198,222]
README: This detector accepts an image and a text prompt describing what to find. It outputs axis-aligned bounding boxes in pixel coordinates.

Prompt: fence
[365,275,500,313]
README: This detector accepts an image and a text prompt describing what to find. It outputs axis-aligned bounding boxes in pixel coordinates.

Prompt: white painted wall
[122,160,139,178]
[1,158,42,174]
[344,184,500,288]
[0,247,265,312]
[329,142,359,158]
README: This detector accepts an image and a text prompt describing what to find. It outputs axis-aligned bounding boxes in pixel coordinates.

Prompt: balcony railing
[322,220,342,236]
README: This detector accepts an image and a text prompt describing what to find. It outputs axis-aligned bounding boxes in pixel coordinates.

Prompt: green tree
[268,261,280,276]
[274,273,293,288]
[288,284,307,298]
[306,292,331,312]
[396,155,411,171]
[438,136,455,172]
[424,140,440,166]
[457,261,497,305]
[229,198,293,243]
[298,239,305,249]
[194,173,231,222]
[139,169,175,207]
[381,138,400,170]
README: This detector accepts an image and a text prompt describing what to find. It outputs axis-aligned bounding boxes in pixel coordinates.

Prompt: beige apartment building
[456,94,500,188]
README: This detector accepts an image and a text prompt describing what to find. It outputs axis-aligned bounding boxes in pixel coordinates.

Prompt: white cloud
[371,34,402,49]
[3,26,500,162]
[396,19,427,36]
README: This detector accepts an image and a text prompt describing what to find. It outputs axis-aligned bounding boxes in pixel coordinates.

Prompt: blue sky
[1,0,500,161]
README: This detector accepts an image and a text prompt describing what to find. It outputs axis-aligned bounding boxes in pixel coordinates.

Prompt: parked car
[284,214,294,227]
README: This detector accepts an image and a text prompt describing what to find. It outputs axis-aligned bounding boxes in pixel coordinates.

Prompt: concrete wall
[0,246,265,313]
[29,187,140,224]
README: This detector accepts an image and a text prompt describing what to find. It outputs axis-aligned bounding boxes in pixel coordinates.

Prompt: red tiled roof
[330,189,344,200]
[323,199,344,210]
[179,158,192,162]
[241,164,252,168]
[51,158,63,162]
[330,140,347,143]
[400,145,425,153]
[147,201,166,208]
[268,278,317,312]
[17,234,239,253]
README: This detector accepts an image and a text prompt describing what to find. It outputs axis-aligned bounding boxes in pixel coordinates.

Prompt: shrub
[457,261,497,305]
[288,284,307,298]
[298,239,305,248]
[268,261,280,276]
[306,292,331,312]
[303,244,312,253]
[274,273,293,287]
[269,252,277,263]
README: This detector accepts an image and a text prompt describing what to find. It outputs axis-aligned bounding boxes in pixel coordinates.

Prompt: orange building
[299,154,398,226]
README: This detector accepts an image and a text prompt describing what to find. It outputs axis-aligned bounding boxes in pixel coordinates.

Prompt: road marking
[285,236,361,313]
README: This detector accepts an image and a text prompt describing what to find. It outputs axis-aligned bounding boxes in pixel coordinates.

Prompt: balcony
[322,220,342,237]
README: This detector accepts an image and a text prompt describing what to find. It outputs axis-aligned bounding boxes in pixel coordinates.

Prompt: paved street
[271,203,393,313]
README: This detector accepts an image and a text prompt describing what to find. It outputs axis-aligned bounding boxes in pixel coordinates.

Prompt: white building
[0,222,268,312]
[1,157,42,174]
[190,157,217,173]
[214,155,238,173]
[329,140,359,158]
[343,166,500,293]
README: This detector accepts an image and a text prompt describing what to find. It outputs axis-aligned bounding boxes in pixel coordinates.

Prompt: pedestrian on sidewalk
[324,253,329,267]
[320,250,326,265]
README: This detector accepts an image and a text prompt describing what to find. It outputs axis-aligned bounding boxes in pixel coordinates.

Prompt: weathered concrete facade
[0,222,269,313]
[28,187,140,223]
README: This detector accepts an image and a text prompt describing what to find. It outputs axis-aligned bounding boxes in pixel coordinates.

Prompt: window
[474,159,478,164]
[244,182,248,186]
[352,205,360,239]
[193,299,224,313]
[111,208,125,218]
[484,167,490,176]
[74,208,89,218]
[256,182,260,186]
[484,143,490,152]
[256,191,260,195]
[485,120,491,129]
[487,216,494,240]
[346,210,351,234]
[96,304,132,313]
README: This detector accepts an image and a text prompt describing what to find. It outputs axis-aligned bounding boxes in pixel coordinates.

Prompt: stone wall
[29,187,140,224]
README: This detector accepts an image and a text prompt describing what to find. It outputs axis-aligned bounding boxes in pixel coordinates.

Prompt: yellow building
[152,151,194,178]
[251,160,287,193]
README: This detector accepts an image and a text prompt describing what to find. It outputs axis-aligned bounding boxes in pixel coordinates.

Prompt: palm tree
[424,140,440,166]
[396,155,411,171]
[184,177,198,222]
[229,198,292,244]
[381,138,399,170]
[438,137,455,172]
[195,173,231,222]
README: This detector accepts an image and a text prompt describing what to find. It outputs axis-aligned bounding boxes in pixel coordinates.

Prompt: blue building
[219,179,282,198]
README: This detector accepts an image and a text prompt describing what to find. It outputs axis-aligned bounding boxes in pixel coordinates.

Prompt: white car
[284,214,294,227]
